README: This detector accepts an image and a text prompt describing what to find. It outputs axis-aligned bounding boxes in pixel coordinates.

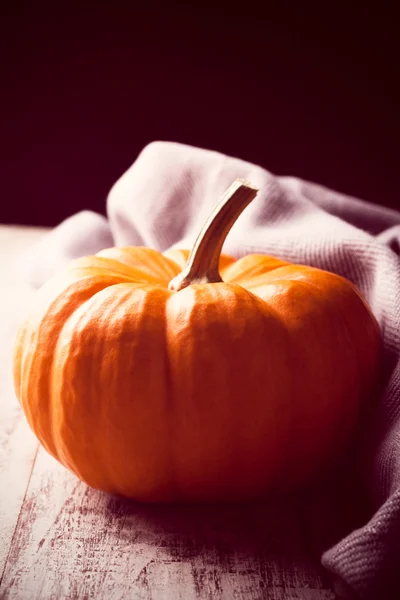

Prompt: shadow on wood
[0,447,363,599]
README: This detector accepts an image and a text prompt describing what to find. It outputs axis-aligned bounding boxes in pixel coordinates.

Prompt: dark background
[1,5,398,227]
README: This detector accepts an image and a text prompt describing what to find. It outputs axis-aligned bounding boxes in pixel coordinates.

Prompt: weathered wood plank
[0,226,48,577]
[1,447,335,599]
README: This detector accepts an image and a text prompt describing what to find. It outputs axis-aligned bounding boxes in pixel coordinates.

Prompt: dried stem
[169,179,259,291]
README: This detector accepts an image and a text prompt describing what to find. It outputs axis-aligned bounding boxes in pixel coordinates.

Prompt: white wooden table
[0,225,337,599]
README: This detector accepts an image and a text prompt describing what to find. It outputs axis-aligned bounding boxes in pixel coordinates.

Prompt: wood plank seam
[0,442,39,589]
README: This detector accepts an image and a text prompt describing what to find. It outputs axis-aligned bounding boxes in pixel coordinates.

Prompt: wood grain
[0,226,48,577]
[0,225,337,600]
[1,448,335,600]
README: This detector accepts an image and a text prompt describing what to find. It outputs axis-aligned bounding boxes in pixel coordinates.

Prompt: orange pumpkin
[13,180,381,502]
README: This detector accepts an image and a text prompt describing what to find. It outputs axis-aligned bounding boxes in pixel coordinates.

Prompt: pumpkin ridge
[162,294,180,501]
[50,282,173,497]
[68,259,161,285]
[49,283,125,484]
[97,247,181,283]
[287,273,380,400]
[222,255,289,285]
[16,275,126,459]
[49,292,100,473]
[259,273,372,428]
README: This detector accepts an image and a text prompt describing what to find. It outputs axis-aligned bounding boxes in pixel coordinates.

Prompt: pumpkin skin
[13,246,381,502]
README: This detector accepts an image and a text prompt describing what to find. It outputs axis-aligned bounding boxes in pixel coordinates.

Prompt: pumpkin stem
[168,179,259,291]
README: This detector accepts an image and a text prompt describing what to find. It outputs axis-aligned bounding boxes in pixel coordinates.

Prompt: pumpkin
[13,179,381,502]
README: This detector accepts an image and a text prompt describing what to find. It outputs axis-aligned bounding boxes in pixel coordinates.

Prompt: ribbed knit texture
[26,142,400,599]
